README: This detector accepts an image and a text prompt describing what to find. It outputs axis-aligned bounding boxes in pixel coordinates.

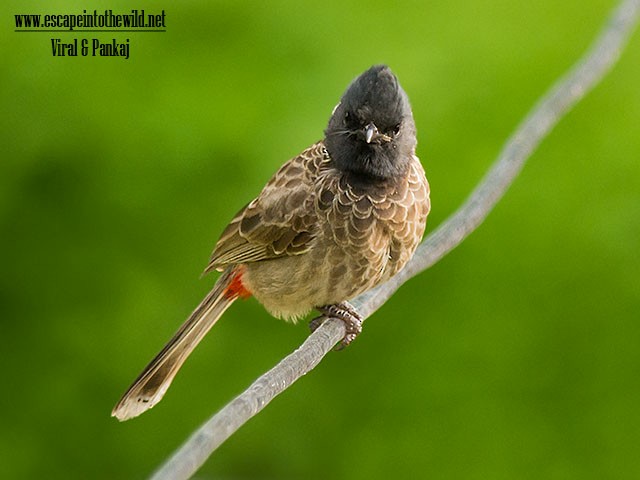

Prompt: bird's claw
[309,302,363,350]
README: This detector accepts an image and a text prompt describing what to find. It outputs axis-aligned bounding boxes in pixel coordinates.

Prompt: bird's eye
[392,124,401,135]
[344,111,360,129]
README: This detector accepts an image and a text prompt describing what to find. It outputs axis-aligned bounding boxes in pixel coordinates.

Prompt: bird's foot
[309,301,363,350]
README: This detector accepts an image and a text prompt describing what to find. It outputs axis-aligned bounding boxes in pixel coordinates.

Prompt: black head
[324,65,416,181]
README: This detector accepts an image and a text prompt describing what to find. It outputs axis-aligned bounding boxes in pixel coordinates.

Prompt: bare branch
[151,1,640,478]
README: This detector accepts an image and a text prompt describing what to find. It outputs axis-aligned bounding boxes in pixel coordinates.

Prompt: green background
[2,0,639,478]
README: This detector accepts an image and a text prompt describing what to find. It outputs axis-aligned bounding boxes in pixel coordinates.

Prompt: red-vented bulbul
[112,65,430,421]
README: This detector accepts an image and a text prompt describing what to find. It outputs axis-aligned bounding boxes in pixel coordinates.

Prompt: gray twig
[151,1,640,478]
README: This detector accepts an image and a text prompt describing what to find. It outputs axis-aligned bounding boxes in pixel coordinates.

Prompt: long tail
[112,266,247,421]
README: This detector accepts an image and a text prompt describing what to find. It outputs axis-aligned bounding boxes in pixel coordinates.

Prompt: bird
[112,64,431,421]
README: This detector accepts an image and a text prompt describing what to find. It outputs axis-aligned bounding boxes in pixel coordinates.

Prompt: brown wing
[204,142,328,273]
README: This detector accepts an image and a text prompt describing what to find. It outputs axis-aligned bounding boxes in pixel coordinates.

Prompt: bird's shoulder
[205,142,329,272]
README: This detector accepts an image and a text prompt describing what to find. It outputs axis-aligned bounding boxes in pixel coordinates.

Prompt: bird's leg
[309,301,363,349]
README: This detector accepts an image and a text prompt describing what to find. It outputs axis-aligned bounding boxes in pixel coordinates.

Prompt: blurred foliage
[1,0,639,478]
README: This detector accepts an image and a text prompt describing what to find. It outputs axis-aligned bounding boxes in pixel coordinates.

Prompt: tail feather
[112,266,241,421]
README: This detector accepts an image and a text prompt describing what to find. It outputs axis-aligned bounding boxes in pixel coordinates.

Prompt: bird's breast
[243,155,429,322]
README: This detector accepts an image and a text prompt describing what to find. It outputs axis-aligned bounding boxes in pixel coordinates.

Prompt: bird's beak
[364,122,379,144]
